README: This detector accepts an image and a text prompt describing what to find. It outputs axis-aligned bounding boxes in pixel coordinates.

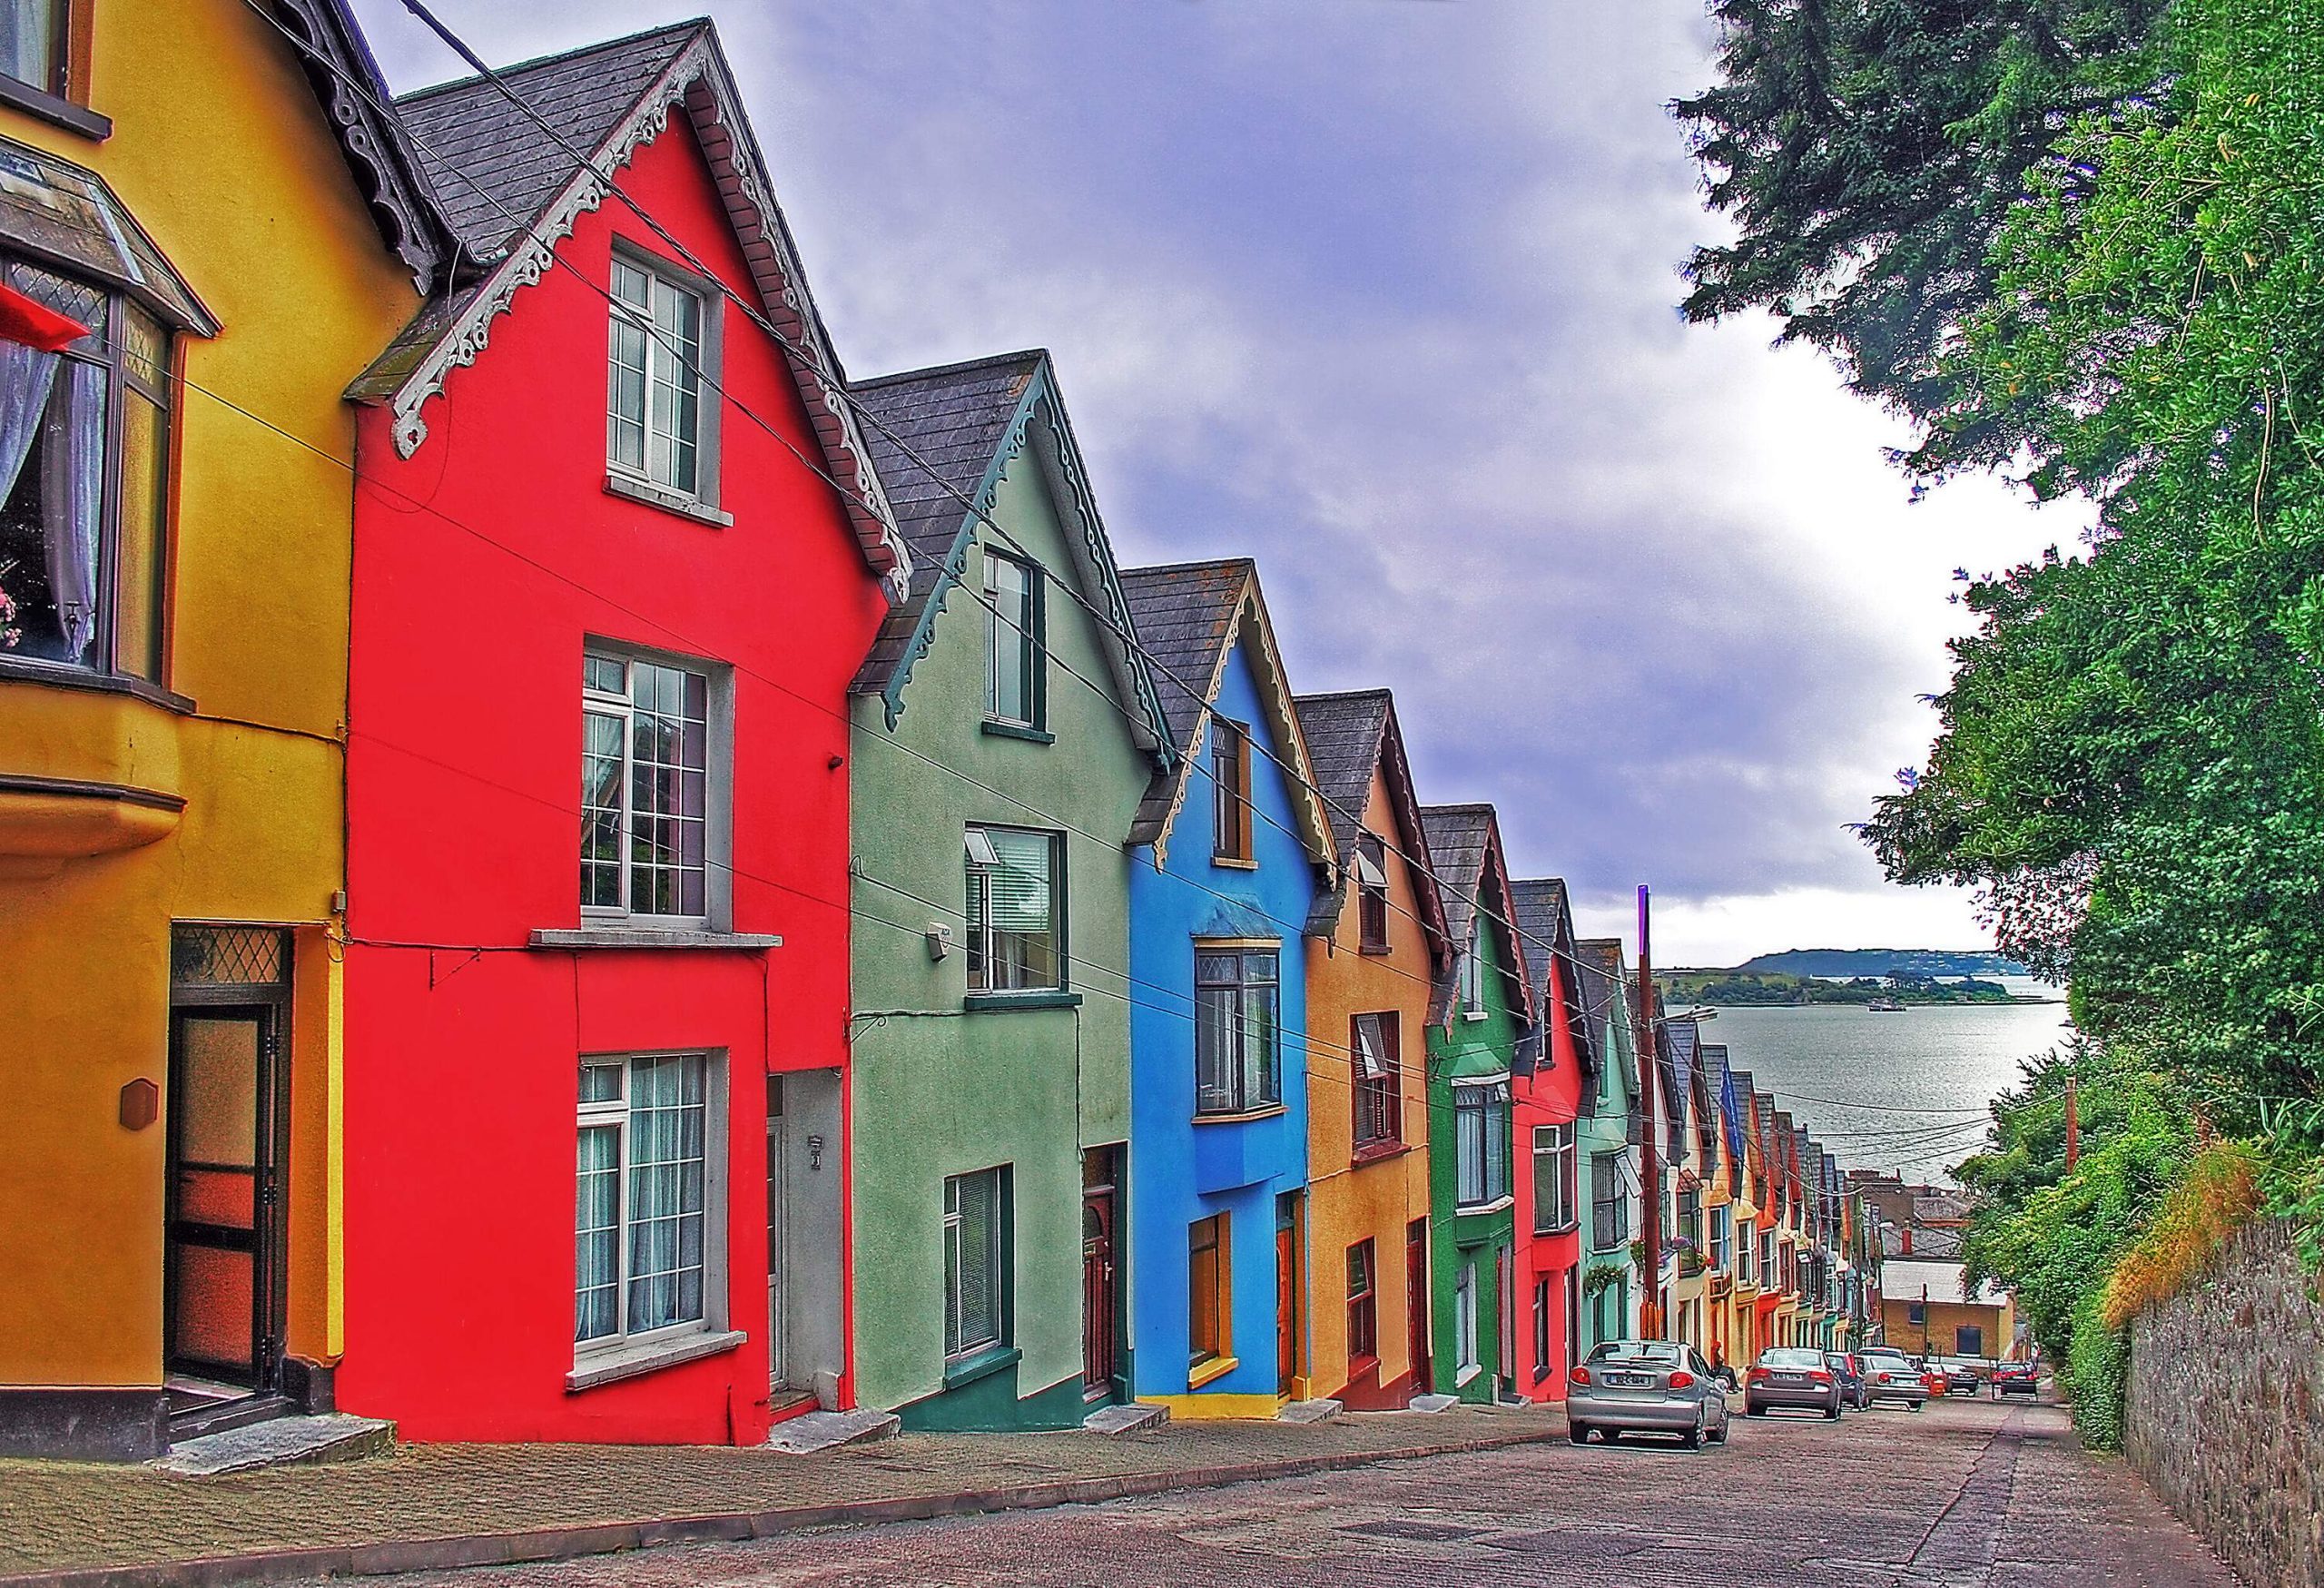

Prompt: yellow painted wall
[0,0,419,1387]
[1304,770,1436,1404]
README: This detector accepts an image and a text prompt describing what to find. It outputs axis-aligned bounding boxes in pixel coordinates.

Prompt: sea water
[1687,997,2073,1184]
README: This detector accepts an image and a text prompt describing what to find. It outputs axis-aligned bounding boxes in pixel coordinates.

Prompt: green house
[1418,804,1532,1403]
[1571,937,1642,1353]
[846,351,1171,1429]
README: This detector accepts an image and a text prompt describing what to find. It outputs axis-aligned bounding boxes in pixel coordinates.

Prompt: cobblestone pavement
[326,1398,2240,1588]
[0,1405,1557,1578]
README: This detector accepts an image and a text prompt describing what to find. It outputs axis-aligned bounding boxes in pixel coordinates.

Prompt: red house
[1510,878,1593,1400]
[338,23,906,1444]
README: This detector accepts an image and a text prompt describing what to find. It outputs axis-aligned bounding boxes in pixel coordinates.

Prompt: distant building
[1880,1259,2018,1360]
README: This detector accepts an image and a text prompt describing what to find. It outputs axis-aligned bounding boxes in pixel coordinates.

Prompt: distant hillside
[1658,970,2020,1007]
[1734,949,2029,980]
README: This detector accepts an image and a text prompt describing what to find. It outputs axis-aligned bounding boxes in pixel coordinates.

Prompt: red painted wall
[339,115,887,1444]
[1512,954,1584,1400]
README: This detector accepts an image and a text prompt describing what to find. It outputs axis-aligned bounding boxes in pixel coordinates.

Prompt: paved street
[333,1397,2235,1588]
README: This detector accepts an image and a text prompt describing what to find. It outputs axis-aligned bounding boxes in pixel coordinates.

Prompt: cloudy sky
[351,0,2091,967]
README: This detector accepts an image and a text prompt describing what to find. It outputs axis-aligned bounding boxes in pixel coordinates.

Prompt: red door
[1081,1150,1120,1401]
[1406,1218,1432,1395]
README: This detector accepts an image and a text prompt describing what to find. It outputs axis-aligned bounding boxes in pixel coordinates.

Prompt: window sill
[605,471,734,528]
[1454,1363,1482,1388]
[1348,1353,1380,1378]
[567,1328,743,1393]
[1462,1011,1491,1022]
[0,656,193,714]
[1351,1139,1411,1167]
[1358,942,1393,956]
[0,76,111,141]
[941,1343,1020,1391]
[963,990,1081,1012]
[1211,855,1259,871]
[1456,1195,1515,1217]
[980,719,1055,745]
[532,927,783,950]
[1187,1354,1239,1391]
[1532,1219,1578,1238]
[1192,1104,1287,1127]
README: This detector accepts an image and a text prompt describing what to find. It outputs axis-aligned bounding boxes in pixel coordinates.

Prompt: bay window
[1454,1080,1510,1208]
[1194,946,1278,1114]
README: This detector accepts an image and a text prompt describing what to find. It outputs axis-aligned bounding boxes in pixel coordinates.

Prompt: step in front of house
[1276,1398,1344,1425]
[1082,1403,1167,1436]
[1405,1393,1459,1414]
[153,1414,395,1476]
[766,1408,901,1455]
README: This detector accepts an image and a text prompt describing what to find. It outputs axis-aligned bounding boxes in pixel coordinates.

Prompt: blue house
[1119,560,1336,1417]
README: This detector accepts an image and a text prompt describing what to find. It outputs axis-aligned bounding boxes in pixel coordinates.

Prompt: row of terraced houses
[0,3,1888,1459]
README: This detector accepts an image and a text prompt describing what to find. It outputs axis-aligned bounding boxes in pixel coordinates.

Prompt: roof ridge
[1120,557,1254,580]
[1420,801,1496,817]
[852,349,1049,390]
[1293,686,1393,705]
[395,17,708,104]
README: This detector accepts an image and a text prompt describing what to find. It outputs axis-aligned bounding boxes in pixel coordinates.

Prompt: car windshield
[1824,1355,1854,1369]
[1759,1348,1825,1368]
[1587,1340,1683,1365]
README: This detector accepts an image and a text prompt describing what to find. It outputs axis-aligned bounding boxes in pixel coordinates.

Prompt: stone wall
[2125,1218,2323,1588]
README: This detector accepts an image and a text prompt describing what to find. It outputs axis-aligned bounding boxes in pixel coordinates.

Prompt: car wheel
[1679,1418,1701,1450]
[1746,1402,1765,1417]
[1824,1397,1841,1420]
[1569,1421,1590,1445]
[1909,1399,1925,1413]
[1710,1412,1728,1445]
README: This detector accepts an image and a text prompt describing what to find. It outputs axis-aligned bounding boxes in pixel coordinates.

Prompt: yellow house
[0,0,437,1457]
[1295,691,1451,1408]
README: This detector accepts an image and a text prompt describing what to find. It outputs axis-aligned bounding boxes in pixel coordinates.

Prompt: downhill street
[325,1396,2233,1588]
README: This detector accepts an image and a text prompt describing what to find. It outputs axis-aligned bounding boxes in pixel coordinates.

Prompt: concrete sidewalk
[0,1405,1562,1588]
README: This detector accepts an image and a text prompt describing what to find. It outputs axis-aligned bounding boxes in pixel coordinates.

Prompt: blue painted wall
[1128,639,1319,1403]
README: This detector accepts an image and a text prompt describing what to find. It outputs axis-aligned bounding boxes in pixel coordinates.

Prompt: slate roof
[1118,561,1335,869]
[1291,690,1448,951]
[1699,1042,1730,1152]
[846,352,1043,692]
[395,22,700,255]
[1510,878,1597,1083]
[1575,938,1628,1053]
[1420,804,1532,1030]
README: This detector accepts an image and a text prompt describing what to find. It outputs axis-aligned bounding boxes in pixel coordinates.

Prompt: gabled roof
[846,350,1169,755]
[350,19,908,597]
[1510,878,1598,1085]
[1118,559,1335,877]
[1661,1015,1698,1133]
[1575,938,1629,1055]
[271,0,455,292]
[1699,1042,1730,1148]
[1293,689,1450,957]
[1420,804,1534,1031]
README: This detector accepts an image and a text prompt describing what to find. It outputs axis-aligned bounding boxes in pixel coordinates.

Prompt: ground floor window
[575,1051,721,1353]
[1190,1213,1232,1369]
[944,1167,1009,1359]
[1957,1324,1983,1356]
[1346,1240,1377,1366]
[1454,1258,1479,1379]
[1531,1276,1551,1382]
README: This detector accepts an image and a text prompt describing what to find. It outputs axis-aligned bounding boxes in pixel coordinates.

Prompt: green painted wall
[1578,976,1639,1351]
[1424,912,1523,1405]
[849,436,1154,1429]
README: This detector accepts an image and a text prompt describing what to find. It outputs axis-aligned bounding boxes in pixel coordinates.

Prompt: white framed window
[581,644,727,925]
[1454,1080,1510,1208]
[943,1167,1008,1359]
[1531,1122,1577,1234]
[1194,945,1280,1114]
[575,1051,725,1356]
[964,825,1063,992]
[982,549,1043,728]
[1458,917,1485,1016]
[607,252,716,500]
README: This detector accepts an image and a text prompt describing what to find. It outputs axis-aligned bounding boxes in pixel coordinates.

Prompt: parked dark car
[1934,1357,1986,1396]
[1824,1351,1872,1410]
[1858,1347,1929,1410]
[1990,1360,2040,1398]
[1745,1347,1843,1419]
[1566,1339,1732,1449]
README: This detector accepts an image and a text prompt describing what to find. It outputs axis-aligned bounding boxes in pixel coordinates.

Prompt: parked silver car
[1566,1339,1731,1449]
[1859,1346,1930,1410]
[1744,1346,1843,1418]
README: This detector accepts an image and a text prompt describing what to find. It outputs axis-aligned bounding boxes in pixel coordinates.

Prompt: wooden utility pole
[1637,884,1661,1338]
[2063,1071,2080,1171]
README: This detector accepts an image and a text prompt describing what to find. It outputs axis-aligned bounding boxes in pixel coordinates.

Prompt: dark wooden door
[1406,1218,1432,1395]
[1081,1152,1120,1401]
[164,1006,284,1389]
[1275,1192,1302,1396]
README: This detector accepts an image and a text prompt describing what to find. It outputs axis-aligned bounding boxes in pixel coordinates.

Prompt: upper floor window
[1453,1079,1510,1208]
[0,1,63,98]
[1210,716,1252,862]
[0,259,170,681]
[582,646,720,924]
[1531,1121,1577,1234]
[964,824,1062,992]
[1457,917,1485,1016]
[1350,1011,1400,1149]
[982,550,1043,728]
[1709,1202,1731,1267]
[1194,945,1278,1114]
[1354,833,1389,949]
[1737,1219,1756,1283]
[1590,1150,1627,1249]
[607,254,713,501]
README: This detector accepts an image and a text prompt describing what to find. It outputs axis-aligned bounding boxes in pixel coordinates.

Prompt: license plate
[1772,1374,1803,1384]
[1605,1372,1652,1387]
